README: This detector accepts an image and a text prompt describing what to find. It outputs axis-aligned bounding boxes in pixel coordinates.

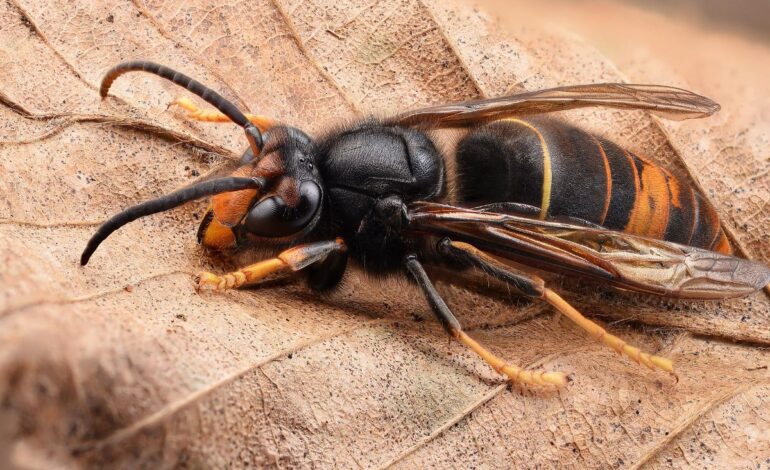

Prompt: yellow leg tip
[195,271,222,291]
[651,355,674,373]
[170,96,196,110]
[500,366,568,387]
[544,289,675,377]
[542,371,568,387]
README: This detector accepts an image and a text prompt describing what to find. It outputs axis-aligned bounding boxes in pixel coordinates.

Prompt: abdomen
[455,118,730,253]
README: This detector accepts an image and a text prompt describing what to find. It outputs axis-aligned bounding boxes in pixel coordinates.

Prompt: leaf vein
[72,318,394,455]
[628,381,768,469]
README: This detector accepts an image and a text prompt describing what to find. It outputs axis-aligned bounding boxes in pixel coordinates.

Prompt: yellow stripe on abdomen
[502,118,552,220]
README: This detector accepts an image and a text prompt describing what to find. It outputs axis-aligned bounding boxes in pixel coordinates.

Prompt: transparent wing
[389,83,720,128]
[408,202,769,299]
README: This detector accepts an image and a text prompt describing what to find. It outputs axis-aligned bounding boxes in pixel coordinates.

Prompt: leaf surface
[1,0,768,468]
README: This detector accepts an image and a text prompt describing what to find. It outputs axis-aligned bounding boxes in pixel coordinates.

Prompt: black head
[81,61,324,265]
[237,126,323,240]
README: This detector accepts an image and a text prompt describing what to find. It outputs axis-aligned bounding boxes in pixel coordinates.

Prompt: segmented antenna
[81,177,265,265]
[100,60,263,152]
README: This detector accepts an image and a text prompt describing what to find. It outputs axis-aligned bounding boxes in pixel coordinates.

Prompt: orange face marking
[199,164,267,249]
[625,157,671,239]
[209,165,259,227]
[200,213,237,249]
[210,191,258,226]
[199,145,297,248]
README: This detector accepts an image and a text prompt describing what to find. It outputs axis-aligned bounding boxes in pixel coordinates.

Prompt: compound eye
[244,181,322,237]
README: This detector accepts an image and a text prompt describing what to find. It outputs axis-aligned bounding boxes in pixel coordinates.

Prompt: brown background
[1,0,768,468]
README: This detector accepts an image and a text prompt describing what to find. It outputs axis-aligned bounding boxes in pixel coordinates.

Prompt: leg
[171,97,274,133]
[405,255,567,387]
[197,238,346,291]
[439,239,673,374]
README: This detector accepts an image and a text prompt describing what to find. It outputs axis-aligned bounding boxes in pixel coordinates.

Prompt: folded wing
[408,202,769,299]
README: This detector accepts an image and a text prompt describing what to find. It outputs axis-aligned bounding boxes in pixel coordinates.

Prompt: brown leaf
[1,0,768,468]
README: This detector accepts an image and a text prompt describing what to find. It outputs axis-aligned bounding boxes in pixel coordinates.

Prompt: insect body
[456,119,730,253]
[81,61,770,387]
[315,123,445,273]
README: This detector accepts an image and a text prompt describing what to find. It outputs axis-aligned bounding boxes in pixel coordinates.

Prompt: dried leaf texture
[0,0,768,468]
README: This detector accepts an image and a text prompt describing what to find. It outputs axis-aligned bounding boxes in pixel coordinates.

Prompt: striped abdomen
[455,118,730,253]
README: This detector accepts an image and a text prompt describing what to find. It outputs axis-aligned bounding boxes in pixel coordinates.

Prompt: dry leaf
[1,0,768,468]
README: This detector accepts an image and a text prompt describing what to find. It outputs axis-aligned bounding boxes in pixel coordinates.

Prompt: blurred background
[481,0,769,43]
[625,0,769,42]
[475,0,770,130]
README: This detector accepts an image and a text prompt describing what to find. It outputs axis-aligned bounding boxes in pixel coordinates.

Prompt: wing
[407,202,770,299]
[388,83,720,128]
